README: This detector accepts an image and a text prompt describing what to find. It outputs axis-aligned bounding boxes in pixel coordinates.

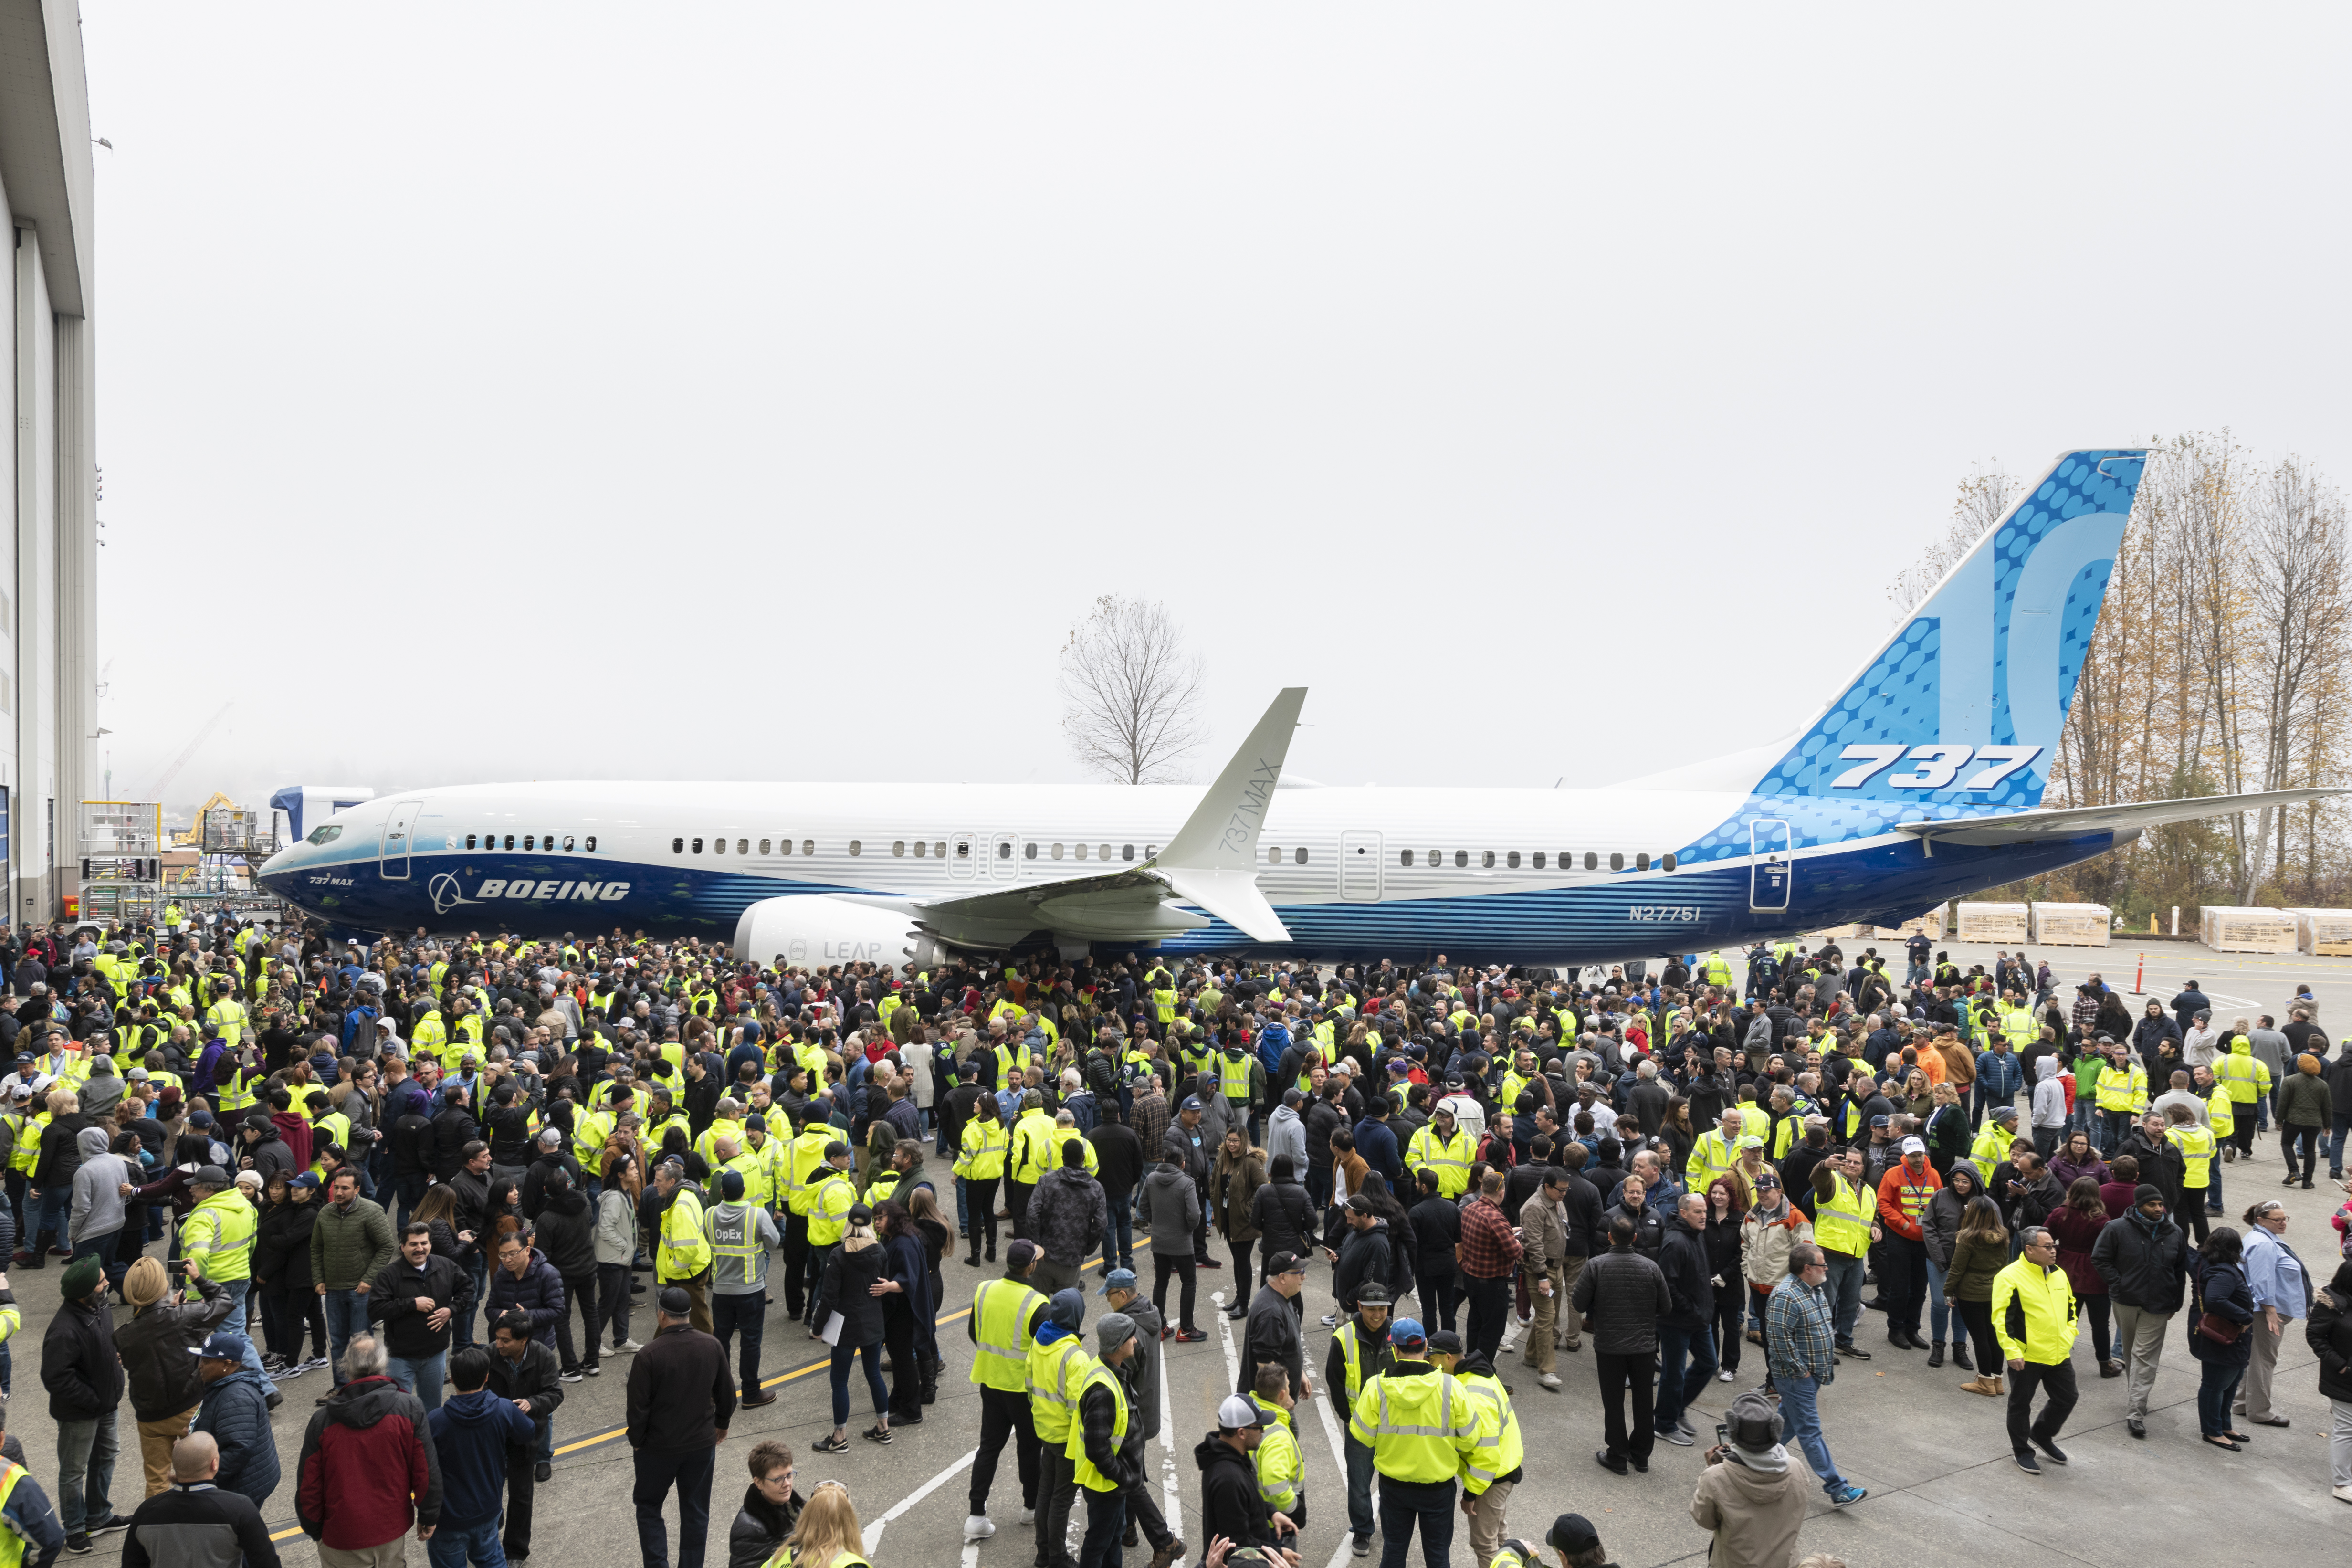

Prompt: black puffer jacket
[2307,1264,2352,1404]
[725,1482,802,1568]
[1569,1242,1672,1356]
[534,1186,597,1281]
[1250,1179,1316,1261]
[116,1275,236,1421]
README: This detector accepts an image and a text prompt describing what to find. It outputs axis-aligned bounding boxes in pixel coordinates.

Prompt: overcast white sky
[77,6,2352,815]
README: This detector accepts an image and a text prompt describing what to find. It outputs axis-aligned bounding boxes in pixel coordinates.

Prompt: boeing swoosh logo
[428,874,482,916]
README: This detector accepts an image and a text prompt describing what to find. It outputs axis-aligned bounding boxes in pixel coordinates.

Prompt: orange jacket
[1876,1162,1942,1241]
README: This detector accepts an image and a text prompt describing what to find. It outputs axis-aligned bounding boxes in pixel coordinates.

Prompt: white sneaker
[614,1340,644,1354]
[1538,1373,1562,1389]
[1018,1507,1037,1526]
[1717,1369,1735,1382]
[2335,1485,2352,1505]
[964,1516,996,1542]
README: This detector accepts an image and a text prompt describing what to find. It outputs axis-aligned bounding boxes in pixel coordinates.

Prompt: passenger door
[1340,831,1383,901]
[1749,818,1791,912]
[380,800,422,881]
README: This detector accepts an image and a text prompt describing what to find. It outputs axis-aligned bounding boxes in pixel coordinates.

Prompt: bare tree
[1887,463,2021,620]
[1058,594,1207,783]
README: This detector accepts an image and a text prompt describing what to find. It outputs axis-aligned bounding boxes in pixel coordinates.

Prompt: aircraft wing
[911,687,1306,946]
[1894,787,2348,847]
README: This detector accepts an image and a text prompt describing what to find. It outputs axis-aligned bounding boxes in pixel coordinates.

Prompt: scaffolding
[77,801,165,924]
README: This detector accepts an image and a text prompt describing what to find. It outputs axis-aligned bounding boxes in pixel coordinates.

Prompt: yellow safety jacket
[205,998,248,1048]
[968,1277,1042,1393]
[1457,1366,1523,1495]
[1027,1333,1096,1445]
[1990,1257,2079,1366]
[1685,1129,1738,1190]
[1253,1409,1303,1511]
[1814,1179,1874,1259]
[10,1113,48,1177]
[2207,1086,2235,1141]
[2095,1061,2148,1114]
[805,1170,855,1247]
[1049,1127,1100,1177]
[1407,1125,1475,1199]
[1969,1122,2015,1181]
[1067,1362,1130,1492]
[1152,988,1178,1024]
[785,1131,834,1216]
[410,1013,449,1064]
[182,1190,257,1284]
[314,1112,353,1156]
[1008,1111,1060,1185]
[1218,1052,1256,1103]
[1348,1364,1479,1484]
[956,1118,1009,1182]
[717,1151,772,1211]
[657,1189,713,1280]
[2213,1043,2270,1104]
[572,1108,614,1173]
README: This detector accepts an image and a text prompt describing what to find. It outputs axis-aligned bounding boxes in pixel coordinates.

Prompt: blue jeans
[2207,1161,2223,1216]
[458,1253,491,1349]
[388,1349,448,1412]
[1654,1320,1717,1434]
[70,1230,126,1291]
[1076,1486,1125,1568]
[324,1289,372,1385]
[1102,1202,1133,1272]
[1925,1258,1950,1344]
[1822,1250,1866,1343]
[1775,1374,1847,1494]
[395,1172,430,1230]
[1376,1480,1454,1568]
[34,1186,69,1249]
[428,1515,508,1568]
[830,1339,889,1428]
[1345,1431,1376,1536]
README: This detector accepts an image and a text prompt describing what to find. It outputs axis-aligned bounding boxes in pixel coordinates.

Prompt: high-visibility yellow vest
[2207,1086,2235,1140]
[1218,1052,1255,1102]
[1067,1362,1129,1492]
[1252,1411,1303,1511]
[1814,1179,1873,1259]
[2167,1123,2216,1189]
[10,1112,48,1176]
[805,1171,855,1246]
[717,1151,772,1211]
[0,1460,33,1568]
[1334,1319,1376,1402]
[658,1189,713,1280]
[786,1131,834,1216]
[182,1190,257,1284]
[2213,1047,2269,1104]
[286,1083,327,1118]
[1027,1334,1095,1444]
[205,998,248,1047]
[1008,1112,1060,1185]
[703,1199,768,1273]
[968,1277,1040,1393]
[314,1112,353,1156]
[1049,1127,1099,1177]
[1348,1364,1478,1484]
[1969,1122,2015,1181]
[572,1108,614,1172]
[1407,1125,1474,1199]
[410,1013,448,1063]
[2095,1062,2147,1114]
[1457,1366,1523,1494]
[1686,1129,1738,1190]
[1152,988,1178,1024]
[2000,1009,2038,1051]
[956,1119,1008,1182]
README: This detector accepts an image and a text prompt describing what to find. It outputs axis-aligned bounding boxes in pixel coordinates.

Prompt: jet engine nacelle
[732,895,951,971]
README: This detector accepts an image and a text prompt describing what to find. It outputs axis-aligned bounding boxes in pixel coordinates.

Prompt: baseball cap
[1099,1267,1138,1296]
[193,1164,231,1187]
[1547,1515,1601,1556]
[1868,1115,1890,1129]
[1389,1317,1427,1350]
[1217,1395,1268,1431]
[195,1331,248,1360]
[1264,1251,1306,1277]
[289,1172,320,1190]
[1181,1096,1202,1112]
[1427,1328,1462,1355]
[1899,1135,1927,1155]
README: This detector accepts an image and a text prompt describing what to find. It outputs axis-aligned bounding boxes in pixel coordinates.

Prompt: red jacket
[272,1110,314,1172]
[295,1374,441,1548]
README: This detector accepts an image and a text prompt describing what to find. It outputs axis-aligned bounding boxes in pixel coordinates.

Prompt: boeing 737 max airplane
[260,447,2342,965]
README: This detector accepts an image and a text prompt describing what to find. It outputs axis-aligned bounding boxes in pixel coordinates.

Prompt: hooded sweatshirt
[1193,1432,1283,1554]
[1689,1444,1808,1568]
[2030,1057,2068,1129]
[426,1388,536,1528]
[68,1125,130,1243]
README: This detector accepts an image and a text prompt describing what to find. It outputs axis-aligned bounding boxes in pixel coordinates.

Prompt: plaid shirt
[1130,1086,1170,1166]
[1766,1273,1837,1384]
[1456,1195,1524,1281]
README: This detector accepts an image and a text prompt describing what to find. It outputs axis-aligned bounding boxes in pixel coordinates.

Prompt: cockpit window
[306,825,342,846]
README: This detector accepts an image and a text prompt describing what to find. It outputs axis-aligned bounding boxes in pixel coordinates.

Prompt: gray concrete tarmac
[13,943,2352,1568]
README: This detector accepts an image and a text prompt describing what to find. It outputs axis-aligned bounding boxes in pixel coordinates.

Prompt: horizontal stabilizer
[1156,866,1290,944]
[1895,787,2347,847]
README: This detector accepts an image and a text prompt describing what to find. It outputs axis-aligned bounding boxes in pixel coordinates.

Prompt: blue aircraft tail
[1673,447,2147,866]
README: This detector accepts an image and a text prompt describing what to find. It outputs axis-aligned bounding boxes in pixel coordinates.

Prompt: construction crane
[143,701,233,804]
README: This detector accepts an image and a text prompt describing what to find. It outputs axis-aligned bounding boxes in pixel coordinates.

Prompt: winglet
[1149,686,1306,942]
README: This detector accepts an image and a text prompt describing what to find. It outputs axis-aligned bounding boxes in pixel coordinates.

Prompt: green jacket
[308,1195,398,1291]
[2277,1071,2334,1129]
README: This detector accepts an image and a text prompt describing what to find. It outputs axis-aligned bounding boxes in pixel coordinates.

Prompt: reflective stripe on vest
[1067,1363,1130,1492]
[969,1279,1035,1392]
[1814,1180,1872,1258]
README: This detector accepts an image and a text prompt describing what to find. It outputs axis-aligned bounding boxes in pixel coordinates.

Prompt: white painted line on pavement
[864,1448,977,1556]
[1311,1345,1375,1566]
[1214,1288,1241,1391]
[1158,1326,1183,1530]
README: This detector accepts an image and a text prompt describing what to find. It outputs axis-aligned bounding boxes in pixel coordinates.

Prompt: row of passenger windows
[467,833,597,852]
[670,837,1160,861]
[1399,848,1677,872]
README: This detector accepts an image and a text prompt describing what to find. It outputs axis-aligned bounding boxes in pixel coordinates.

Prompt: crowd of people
[0,912,2343,1568]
